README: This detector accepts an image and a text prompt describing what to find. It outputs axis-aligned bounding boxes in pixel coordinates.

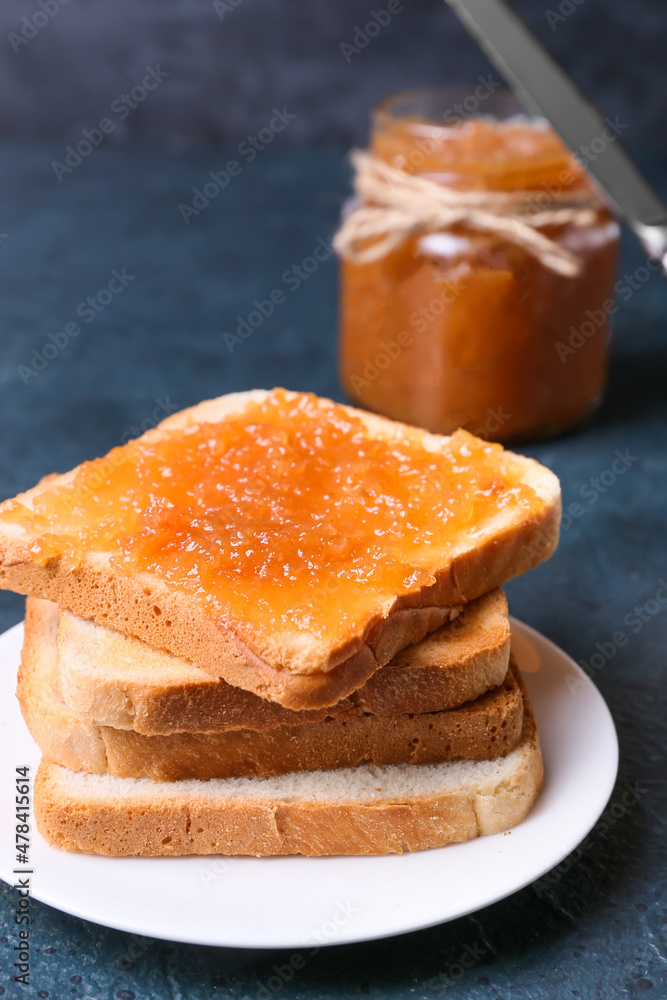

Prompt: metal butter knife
[445,0,667,272]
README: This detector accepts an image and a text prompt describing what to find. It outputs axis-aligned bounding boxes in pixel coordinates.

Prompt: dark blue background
[1,2,667,997]
[0,0,665,153]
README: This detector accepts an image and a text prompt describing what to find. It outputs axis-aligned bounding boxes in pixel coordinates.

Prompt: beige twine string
[333,149,606,277]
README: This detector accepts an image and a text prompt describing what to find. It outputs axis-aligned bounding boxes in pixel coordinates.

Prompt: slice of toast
[0,388,561,709]
[45,589,510,733]
[18,598,524,780]
[33,687,542,856]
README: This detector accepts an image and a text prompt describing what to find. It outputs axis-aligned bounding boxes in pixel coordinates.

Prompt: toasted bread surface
[33,682,542,856]
[49,589,510,733]
[18,598,524,780]
[1,389,560,709]
[357,588,511,715]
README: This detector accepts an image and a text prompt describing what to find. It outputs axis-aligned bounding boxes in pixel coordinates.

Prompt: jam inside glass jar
[338,88,620,442]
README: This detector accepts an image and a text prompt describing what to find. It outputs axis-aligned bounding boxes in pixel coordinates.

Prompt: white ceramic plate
[0,617,618,949]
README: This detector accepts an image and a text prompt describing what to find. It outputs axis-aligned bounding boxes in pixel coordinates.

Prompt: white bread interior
[18,595,524,781]
[50,589,510,733]
[33,685,542,856]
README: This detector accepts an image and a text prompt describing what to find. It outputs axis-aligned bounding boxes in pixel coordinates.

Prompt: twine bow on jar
[333,149,607,277]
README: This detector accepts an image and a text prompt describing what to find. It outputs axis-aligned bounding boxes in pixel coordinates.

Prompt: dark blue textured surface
[0,0,665,153]
[0,144,666,999]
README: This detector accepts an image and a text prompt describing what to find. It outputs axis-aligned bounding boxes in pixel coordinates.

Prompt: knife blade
[445,0,667,270]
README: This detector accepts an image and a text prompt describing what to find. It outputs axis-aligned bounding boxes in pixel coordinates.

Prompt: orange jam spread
[373,116,590,191]
[340,112,619,442]
[3,389,539,646]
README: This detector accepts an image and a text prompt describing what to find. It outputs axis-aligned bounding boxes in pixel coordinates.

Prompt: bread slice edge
[0,389,560,709]
[48,588,510,732]
[18,597,525,780]
[32,677,542,856]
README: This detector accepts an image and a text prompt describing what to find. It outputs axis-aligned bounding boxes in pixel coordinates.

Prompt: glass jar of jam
[337,88,620,442]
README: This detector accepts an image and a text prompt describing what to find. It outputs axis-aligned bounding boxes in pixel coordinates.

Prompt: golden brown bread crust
[18,597,524,780]
[0,389,561,709]
[50,589,509,733]
[32,686,542,856]
[357,588,511,715]
[0,514,557,711]
[3,561,457,709]
[98,675,523,780]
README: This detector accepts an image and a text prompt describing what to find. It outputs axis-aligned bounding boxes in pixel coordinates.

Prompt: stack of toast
[0,388,561,856]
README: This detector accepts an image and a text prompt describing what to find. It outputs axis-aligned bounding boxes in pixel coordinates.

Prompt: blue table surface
[0,143,666,1000]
